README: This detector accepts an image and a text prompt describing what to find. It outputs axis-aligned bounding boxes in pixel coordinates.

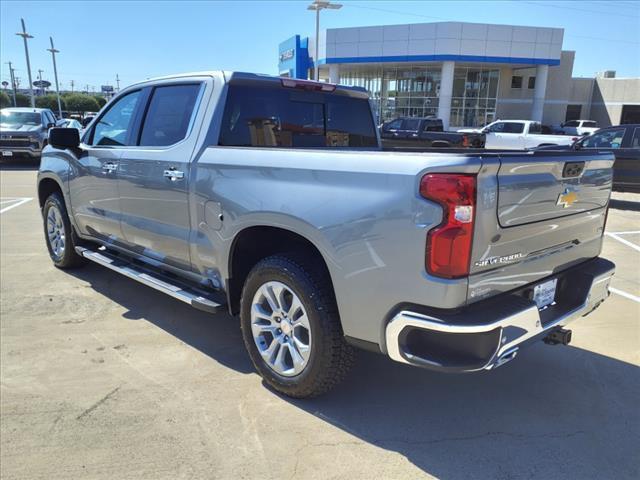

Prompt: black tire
[240,254,354,398]
[42,192,86,269]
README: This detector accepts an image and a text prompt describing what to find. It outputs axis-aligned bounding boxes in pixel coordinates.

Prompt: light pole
[47,37,63,118]
[37,69,44,96]
[6,61,17,107]
[16,18,35,107]
[307,0,342,81]
[116,74,120,92]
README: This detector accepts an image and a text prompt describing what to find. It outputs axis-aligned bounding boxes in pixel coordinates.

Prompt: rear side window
[139,84,201,146]
[529,122,541,134]
[631,128,640,148]
[219,84,377,148]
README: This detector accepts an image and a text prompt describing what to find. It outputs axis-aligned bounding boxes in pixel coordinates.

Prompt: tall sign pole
[47,37,63,118]
[6,61,17,107]
[16,18,35,107]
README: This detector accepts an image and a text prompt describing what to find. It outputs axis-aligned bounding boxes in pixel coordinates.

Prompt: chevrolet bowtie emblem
[557,189,578,208]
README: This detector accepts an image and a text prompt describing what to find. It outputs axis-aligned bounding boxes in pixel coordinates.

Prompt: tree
[0,91,11,108]
[64,94,100,114]
[35,94,66,111]
[94,96,107,108]
[15,93,31,107]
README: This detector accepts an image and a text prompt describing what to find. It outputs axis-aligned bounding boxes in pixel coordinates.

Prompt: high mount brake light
[280,78,337,92]
[420,173,477,278]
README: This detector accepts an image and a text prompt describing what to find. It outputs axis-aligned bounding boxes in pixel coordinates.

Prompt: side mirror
[48,128,80,149]
[47,122,56,129]
[573,141,582,150]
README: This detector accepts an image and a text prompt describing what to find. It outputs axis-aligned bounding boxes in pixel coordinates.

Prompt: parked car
[0,107,57,160]
[38,72,615,398]
[537,124,640,192]
[460,120,579,150]
[56,118,83,132]
[380,116,485,148]
[560,120,599,136]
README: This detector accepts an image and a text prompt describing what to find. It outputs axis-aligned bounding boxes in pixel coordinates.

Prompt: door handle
[163,168,184,181]
[102,162,117,173]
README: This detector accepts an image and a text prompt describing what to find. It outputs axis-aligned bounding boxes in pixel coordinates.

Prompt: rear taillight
[420,173,476,278]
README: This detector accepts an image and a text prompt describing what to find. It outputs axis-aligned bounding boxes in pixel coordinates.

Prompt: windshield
[1,111,41,127]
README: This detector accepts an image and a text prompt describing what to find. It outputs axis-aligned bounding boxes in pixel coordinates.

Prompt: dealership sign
[279,49,295,62]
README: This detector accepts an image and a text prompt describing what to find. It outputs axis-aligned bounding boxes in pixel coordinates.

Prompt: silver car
[0,107,57,160]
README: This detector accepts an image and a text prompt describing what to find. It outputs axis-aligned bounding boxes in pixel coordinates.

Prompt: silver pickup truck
[38,71,616,398]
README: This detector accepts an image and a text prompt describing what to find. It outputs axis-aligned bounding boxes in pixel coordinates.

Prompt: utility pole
[16,18,35,107]
[6,61,17,107]
[306,1,342,81]
[116,74,120,92]
[47,37,63,118]
[84,84,89,94]
[70,80,74,93]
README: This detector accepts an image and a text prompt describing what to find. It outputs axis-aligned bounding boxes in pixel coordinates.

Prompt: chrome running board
[75,246,225,314]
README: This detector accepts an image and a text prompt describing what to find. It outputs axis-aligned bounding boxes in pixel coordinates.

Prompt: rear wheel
[240,254,354,398]
[43,192,86,269]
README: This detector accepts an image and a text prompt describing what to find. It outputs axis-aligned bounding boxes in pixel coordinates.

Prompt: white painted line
[608,230,640,236]
[610,287,640,304]
[0,197,33,214]
[605,232,640,253]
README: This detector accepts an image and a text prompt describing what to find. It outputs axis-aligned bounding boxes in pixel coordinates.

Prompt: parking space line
[609,287,640,304]
[608,230,640,236]
[605,232,640,253]
[0,197,33,214]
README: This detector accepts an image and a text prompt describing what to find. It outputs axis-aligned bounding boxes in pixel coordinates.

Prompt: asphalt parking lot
[1,162,638,480]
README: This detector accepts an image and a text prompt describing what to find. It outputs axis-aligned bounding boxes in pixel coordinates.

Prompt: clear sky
[1,0,639,92]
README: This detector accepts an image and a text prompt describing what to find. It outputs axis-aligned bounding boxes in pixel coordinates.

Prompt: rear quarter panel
[190,147,482,348]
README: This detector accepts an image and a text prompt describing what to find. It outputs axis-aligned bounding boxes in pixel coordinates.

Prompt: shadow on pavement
[0,158,40,171]
[68,263,640,479]
[609,198,640,212]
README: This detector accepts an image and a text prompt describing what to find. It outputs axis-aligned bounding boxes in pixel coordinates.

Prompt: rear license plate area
[533,278,557,310]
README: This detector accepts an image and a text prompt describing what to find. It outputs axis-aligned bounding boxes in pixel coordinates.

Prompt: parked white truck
[560,120,599,137]
[460,120,579,150]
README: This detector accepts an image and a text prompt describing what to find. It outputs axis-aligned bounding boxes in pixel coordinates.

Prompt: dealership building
[278,21,640,129]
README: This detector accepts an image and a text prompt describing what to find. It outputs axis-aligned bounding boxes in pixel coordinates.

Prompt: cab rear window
[218,84,377,148]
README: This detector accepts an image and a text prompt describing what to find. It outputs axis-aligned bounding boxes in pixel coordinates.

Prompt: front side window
[385,119,403,130]
[219,84,377,148]
[139,84,201,146]
[511,76,523,89]
[90,91,141,146]
[583,121,597,128]
[402,118,420,131]
[581,128,626,149]
[564,120,579,127]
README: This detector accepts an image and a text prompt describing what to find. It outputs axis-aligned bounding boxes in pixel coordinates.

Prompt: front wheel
[240,254,354,398]
[43,192,86,269]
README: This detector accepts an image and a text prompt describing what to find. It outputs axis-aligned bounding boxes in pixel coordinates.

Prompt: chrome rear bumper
[385,257,615,372]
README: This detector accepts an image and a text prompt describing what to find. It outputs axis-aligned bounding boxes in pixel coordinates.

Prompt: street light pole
[47,37,63,118]
[307,0,342,81]
[16,18,35,107]
[6,61,17,107]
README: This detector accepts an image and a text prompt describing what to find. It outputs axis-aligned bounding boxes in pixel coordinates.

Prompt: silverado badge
[556,188,578,208]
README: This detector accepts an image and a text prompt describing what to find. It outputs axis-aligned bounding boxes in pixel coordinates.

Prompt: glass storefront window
[339,64,498,127]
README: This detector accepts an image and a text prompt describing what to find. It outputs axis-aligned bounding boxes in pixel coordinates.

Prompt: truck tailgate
[497,153,612,227]
[468,151,614,303]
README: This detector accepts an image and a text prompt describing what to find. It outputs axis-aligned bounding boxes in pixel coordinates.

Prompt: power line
[522,1,640,19]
